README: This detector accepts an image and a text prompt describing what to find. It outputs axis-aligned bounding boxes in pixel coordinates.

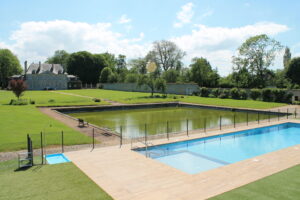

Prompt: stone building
[10,61,81,90]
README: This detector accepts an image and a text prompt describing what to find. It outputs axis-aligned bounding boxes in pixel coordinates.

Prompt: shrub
[29,99,35,104]
[262,88,273,102]
[250,89,261,100]
[211,88,221,98]
[200,87,210,97]
[192,91,200,96]
[240,89,248,100]
[230,88,240,99]
[9,79,27,99]
[218,89,230,99]
[284,92,293,103]
[48,99,55,103]
[273,89,286,103]
[93,98,101,102]
[9,99,28,105]
[173,96,178,99]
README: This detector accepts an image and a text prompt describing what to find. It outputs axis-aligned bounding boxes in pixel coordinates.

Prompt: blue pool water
[135,123,300,174]
[45,153,71,164]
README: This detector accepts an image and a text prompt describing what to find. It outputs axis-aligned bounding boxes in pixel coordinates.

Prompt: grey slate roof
[26,63,64,74]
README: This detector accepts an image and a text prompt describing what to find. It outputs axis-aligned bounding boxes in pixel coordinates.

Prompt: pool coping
[65,118,300,200]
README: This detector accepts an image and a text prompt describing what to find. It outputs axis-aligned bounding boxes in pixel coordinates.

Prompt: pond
[69,106,274,138]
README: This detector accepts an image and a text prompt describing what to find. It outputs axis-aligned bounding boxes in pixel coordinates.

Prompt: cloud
[0,20,289,75]
[0,20,149,64]
[119,14,131,24]
[174,2,194,28]
[171,22,289,75]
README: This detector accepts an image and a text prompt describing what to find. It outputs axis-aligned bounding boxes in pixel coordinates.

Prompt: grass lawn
[0,90,108,106]
[0,159,112,200]
[61,89,287,109]
[0,105,92,152]
[210,164,300,200]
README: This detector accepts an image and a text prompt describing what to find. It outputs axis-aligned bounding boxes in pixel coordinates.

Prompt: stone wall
[101,83,199,95]
[26,73,68,90]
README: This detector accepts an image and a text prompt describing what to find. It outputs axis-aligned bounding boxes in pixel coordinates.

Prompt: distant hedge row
[195,87,292,103]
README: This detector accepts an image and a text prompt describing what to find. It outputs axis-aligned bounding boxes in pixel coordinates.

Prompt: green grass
[0,90,108,106]
[61,89,286,109]
[0,159,112,200]
[0,105,92,152]
[210,164,300,200]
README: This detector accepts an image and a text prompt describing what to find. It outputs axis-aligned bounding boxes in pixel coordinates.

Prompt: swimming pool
[135,123,300,174]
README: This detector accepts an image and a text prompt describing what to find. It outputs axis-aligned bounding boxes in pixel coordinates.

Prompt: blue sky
[1,0,299,75]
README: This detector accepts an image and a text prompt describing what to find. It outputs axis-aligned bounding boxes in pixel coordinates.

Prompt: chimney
[39,61,41,68]
[24,61,27,80]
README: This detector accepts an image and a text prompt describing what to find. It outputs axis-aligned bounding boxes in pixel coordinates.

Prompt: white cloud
[174,2,194,28]
[171,22,289,75]
[0,20,149,65]
[0,20,289,76]
[119,14,131,24]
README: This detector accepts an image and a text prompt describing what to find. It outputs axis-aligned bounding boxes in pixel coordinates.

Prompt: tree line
[1,34,300,90]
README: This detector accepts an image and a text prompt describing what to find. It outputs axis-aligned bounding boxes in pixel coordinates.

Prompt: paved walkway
[66,119,300,200]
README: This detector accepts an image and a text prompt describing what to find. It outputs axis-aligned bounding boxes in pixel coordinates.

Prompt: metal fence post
[120,126,123,148]
[186,119,189,137]
[233,114,236,128]
[61,131,64,153]
[246,112,248,126]
[287,108,289,119]
[92,128,95,150]
[278,109,280,121]
[40,132,43,165]
[295,108,297,119]
[219,116,222,130]
[167,121,169,140]
[258,112,260,124]
[204,118,206,133]
[268,111,271,123]
[145,124,147,144]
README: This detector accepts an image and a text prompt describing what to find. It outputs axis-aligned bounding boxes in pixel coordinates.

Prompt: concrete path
[66,119,300,200]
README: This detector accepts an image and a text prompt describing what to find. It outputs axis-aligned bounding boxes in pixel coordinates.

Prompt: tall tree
[146,40,185,71]
[0,49,22,88]
[283,47,292,68]
[190,57,219,87]
[286,57,300,85]
[67,51,108,84]
[46,50,69,71]
[232,34,283,88]
[128,58,147,74]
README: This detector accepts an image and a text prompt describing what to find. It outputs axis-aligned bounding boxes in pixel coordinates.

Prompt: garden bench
[78,118,89,127]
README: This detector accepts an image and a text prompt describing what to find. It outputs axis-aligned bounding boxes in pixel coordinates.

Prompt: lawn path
[50,90,124,105]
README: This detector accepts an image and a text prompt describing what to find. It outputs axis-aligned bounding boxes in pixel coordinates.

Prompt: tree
[286,57,300,85]
[137,74,166,97]
[9,79,27,99]
[162,69,178,83]
[146,40,185,71]
[283,47,291,69]
[128,58,147,74]
[155,78,166,94]
[99,67,113,83]
[67,51,108,84]
[190,57,219,87]
[46,50,69,71]
[232,34,283,88]
[0,49,22,88]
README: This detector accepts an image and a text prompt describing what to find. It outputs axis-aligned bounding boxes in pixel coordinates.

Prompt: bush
[273,89,286,103]
[29,99,35,104]
[9,99,28,105]
[250,89,261,100]
[230,88,240,99]
[48,99,56,103]
[284,92,293,103]
[93,98,101,102]
[218,89,230,99]
[192,91,200,96]
[240,89,248,100]
[211,88,221,98]
[200,87,210,97]
[262,88,273,102]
